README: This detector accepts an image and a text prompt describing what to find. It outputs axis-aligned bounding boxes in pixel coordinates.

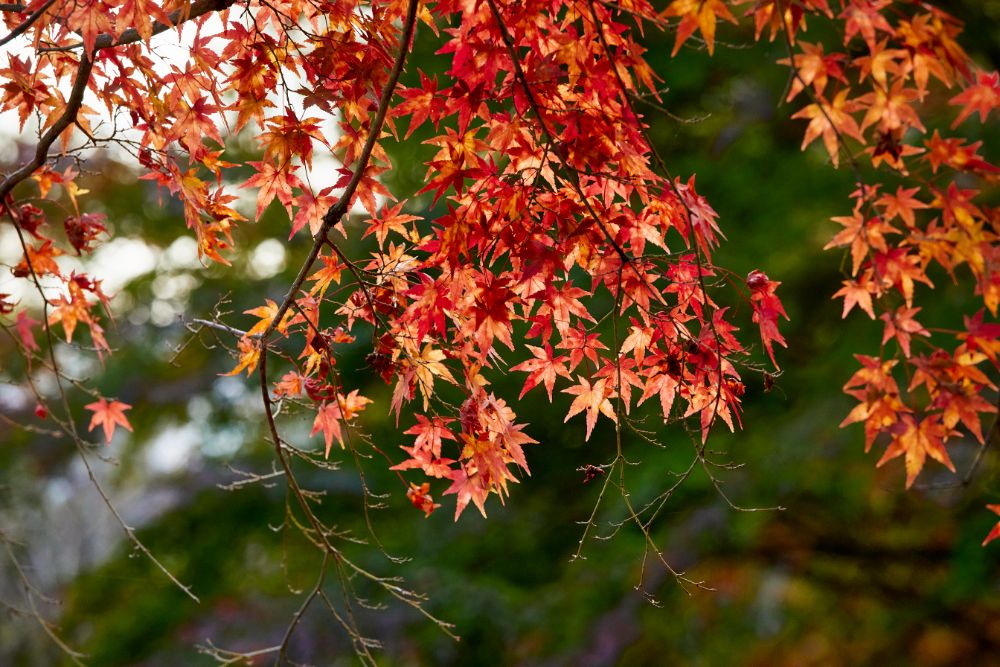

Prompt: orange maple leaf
[244,299,282,337]
[224,337,261,377]
[85,398,133,444]
[877,414,956,488]
[661,0,738,57]
[792,89,863,167]
[563,376,616,440]
[833,277,875,319]
[311,402,345,456]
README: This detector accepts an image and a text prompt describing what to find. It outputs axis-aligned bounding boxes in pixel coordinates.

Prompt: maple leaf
[857,79,924,134]
[406,482,441,517]
[364,202,422,247]
[403,415,456,460]
[395,71,440,139]
[85,398,133,444]
[307,253,343,297]
[853,39,906,88]
[833,277,875,319]
[949,70,999,128]
[778,42,846,101]
[14,311,39,352]
[558,325,609,371]
[877,414,956,488]
[259,109,326,170]
[116,0,171,42]
[876,186,927,228]
[511,344,572,400]
[939,385,996,444]
[393,414,458,478]
[290,187,336,239]
[47,281,93,344]
[983,505,1000,547]
[880,306,930,358]
[244,299,282,337]
[339,389,372,421]
[14,240,63,278]
[64,213,107,255]
[747,270,789,369]
[413,345,458,410]
[224,337,261,377]
[311,402,344,456]
[69,0,114,56]
[839,0,893,50]
[274,371,303,397]
[923,131,998,175]
[661,0,738,57]
[242,161,302,219]
[563,376,616,440]
[824,210,881,276]
[791,89,863,167]
[444,467,490,521]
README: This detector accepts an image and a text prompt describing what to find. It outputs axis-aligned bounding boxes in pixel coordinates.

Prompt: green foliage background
[1,3,998,665]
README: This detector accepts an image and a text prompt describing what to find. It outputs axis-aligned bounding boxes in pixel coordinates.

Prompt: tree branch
[0,0,58,50]
[37,0,236,53]
[0,51,93,206]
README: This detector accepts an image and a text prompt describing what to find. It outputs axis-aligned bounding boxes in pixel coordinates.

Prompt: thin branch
[190,318,248,339]
[37,0,237,53]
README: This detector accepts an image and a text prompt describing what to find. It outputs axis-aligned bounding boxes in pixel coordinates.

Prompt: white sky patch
[145,421,201,474]
[0,383,30,411]
[151,272,199,300]
[90,237,160,293]
[248,237,286,279]
[159,236,202,271]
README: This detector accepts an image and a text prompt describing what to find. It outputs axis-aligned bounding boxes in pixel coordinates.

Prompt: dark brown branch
[0,51,93,212]
[0,0,58,52]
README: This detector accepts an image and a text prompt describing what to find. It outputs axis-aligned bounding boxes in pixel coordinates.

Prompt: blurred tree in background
[1,0,998,665]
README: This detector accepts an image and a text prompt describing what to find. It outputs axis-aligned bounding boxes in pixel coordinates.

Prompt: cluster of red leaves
[763,0,998,540]
[0,0,996,539]
[766,2,999,493]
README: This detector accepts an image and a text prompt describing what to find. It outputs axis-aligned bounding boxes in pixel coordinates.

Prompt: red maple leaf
[949,70,999,128]
[983,505,1000,546]
[511,344,571,400]
[747,270,789,369]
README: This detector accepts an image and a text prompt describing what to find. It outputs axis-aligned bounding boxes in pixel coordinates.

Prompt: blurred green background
[1,2,998,665]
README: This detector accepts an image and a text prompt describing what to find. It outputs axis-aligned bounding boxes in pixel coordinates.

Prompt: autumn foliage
[1,0,998,651]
